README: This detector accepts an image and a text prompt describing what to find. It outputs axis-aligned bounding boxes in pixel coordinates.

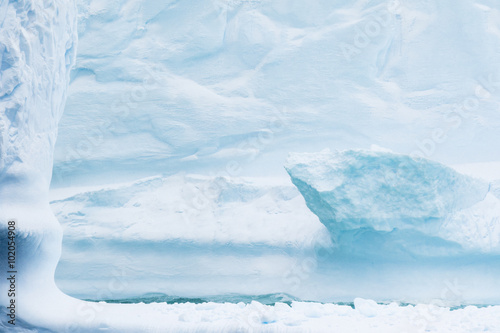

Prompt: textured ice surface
[51,174,330,299]
[52,0,500,186]
[0,0,77,195]
[46,0,500,307]
[285,149,500,256]
[0,0,79,330]
[2,0,500,331]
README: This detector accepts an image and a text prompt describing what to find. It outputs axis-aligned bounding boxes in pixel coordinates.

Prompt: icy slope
[285,149,500,256]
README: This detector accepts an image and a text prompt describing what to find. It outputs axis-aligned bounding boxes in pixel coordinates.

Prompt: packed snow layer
[285,149,500,256]
[3,298,500,333]
[52,0,500,186]
[452,162,500,182]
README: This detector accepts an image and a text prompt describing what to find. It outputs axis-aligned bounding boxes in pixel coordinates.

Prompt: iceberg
[48,152,500,307]
[2,0,500,331]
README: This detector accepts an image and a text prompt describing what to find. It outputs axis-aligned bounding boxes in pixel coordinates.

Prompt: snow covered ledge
[0,0,80,330]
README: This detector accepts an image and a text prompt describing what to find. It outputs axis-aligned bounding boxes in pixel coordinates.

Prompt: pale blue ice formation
[47,0,500,306]
[286,149,499,257]
[52,0,500,187]
[2,0,500,331]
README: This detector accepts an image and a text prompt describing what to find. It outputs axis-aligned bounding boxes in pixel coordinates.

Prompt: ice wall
[47,0,500,305]
[50,151,500,305]
[0,0,78,329]
[50,174,330,300]
[52,0,500,186]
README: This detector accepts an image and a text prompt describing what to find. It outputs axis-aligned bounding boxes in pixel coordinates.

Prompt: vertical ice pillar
[0,0,77,328]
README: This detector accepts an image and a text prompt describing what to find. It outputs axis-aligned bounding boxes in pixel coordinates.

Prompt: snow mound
[285,149,500,255]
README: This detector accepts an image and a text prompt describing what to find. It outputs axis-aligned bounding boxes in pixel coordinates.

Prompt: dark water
[85,293,493,310]
[85,292,301,306]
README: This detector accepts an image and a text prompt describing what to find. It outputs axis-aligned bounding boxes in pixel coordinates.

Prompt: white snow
[3,298,500,332]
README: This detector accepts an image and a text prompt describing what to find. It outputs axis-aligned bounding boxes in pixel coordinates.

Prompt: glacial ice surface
[52,0,500,186]
[46,0,500,307]
[285,149,500,256]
